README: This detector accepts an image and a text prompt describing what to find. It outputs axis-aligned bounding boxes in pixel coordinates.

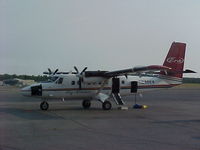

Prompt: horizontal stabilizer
[183,69,196,73]
[167,69,196,74]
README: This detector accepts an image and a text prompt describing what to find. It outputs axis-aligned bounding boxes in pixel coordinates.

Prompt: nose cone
[21,86,31,97]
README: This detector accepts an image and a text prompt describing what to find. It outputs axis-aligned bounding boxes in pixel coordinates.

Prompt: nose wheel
[40,101,49,110]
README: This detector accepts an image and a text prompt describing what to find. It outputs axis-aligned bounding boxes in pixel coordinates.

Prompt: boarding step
[118,106,128,110]
[112,93,125,105]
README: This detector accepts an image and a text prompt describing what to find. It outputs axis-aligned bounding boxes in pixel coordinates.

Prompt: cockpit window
[57,78,63,84]
[46,76,59,83]
[51,76,59,82]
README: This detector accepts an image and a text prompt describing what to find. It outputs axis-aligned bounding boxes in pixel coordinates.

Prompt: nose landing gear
[40,101,49,110]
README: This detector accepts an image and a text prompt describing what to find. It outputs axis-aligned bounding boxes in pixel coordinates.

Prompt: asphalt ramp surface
[0,87,200,150]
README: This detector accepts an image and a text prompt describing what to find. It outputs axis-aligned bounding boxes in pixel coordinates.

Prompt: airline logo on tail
[166,57,184,64]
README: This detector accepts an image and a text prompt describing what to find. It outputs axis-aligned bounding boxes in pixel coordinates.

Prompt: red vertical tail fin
[161,42,186,78]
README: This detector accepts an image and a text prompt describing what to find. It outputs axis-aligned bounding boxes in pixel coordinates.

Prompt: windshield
[40,76,59,83]
[41,76,59,83]
[49,76,59,82]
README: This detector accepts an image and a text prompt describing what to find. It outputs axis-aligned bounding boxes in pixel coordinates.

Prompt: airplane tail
[160,42,186,78]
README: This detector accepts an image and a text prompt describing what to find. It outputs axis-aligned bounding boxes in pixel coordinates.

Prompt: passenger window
[71,81,75,85]
[57,78,63,84]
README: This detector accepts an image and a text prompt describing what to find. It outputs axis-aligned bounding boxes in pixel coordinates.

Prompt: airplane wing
[104,65,171,77]
[92,65,171,102]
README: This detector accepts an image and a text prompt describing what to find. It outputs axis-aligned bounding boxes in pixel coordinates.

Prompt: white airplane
[21,42,195,110]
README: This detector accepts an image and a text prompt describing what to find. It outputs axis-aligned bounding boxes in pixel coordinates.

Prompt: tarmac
[0,86,200,150]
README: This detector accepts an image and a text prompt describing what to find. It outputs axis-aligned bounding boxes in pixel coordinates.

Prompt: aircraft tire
[40,101,49,110]
[102,101,112,110]
[82,100,91,109]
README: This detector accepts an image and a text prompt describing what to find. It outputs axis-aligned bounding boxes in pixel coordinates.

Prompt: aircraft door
[31,84,42,96]
[131,81,138,93]
[112,78,120,93]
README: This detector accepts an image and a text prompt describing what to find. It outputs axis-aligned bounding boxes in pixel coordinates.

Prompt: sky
[0,0,200,77]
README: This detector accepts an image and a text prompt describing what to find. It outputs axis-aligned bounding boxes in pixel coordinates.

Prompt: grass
[174,83,200,89]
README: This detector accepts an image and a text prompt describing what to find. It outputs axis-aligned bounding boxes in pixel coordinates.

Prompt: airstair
[112,93,125,105]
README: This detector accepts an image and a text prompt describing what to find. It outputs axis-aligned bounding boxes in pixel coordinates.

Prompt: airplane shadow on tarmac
[154,120,200,124]
[0,107,65,120]
[0,106,111,120]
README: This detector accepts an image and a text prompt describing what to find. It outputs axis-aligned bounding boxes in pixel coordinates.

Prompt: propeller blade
[74,66,79,74]
[53,69,59,75]
[48,68,52,74]
[43,72,49,75]
[81,67,88,75]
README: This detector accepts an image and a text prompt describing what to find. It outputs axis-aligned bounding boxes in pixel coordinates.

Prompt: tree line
[0,74,48,82]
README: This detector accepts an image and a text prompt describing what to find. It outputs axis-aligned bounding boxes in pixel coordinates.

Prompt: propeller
[74,66,87,75]
[43,68,59,76]
[74,66,88,89]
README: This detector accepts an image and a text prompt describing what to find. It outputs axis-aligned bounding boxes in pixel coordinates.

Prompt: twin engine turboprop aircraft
[21,42,195,110]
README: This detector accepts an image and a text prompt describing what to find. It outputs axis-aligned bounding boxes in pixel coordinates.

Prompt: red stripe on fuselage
[42,84,180,92]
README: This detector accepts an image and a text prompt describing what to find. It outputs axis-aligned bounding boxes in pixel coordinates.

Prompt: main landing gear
[82,100,91,109]
[40,101,49,110]
[82,100,112,110]
[40,100,112,111]
[102,101,112,110]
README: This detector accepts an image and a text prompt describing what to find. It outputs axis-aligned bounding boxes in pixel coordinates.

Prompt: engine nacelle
[83,77,105,84]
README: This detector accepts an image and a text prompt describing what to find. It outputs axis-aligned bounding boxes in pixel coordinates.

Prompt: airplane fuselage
[21,42,192,110]
[21,74,182,100]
